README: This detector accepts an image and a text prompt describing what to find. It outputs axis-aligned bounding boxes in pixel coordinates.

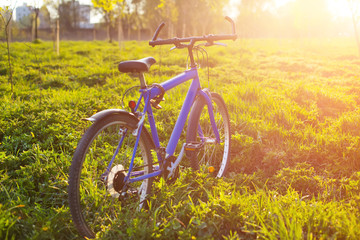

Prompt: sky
[0,0,353,21]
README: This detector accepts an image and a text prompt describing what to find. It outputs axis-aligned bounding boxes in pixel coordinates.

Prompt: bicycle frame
[111,66,221,184]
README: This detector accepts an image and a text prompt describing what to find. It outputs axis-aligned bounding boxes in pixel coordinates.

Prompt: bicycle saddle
[118,57,156,73]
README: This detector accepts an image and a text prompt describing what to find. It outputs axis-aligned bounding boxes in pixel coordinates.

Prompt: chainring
[163,156,180,184]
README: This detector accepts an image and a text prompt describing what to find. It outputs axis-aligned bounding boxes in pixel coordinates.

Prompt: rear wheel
[187,92,231,177]
[68,114,154,238]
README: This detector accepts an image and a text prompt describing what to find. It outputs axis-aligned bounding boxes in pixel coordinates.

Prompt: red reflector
[128,101,136,109]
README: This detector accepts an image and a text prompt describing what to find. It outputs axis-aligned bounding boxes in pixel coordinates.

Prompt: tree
[144,0,229,39]
[176,0,192,37]
[43,0,59,24]
[92,0,123,42]
[190,0,228,36]
[71,0,78,28]
[29,0,42,41]
[348,0,360,56]
[58,0,75,31]
[143,0,162,36]
[39,5,51,29]
[17,12,32,30]
[157,0,178,37]
[33,7,40,40]
[0,4,14,94]
[132,0,144,40]
[115,0,127,41]
[45,0,80,32]
[43,0,60,54]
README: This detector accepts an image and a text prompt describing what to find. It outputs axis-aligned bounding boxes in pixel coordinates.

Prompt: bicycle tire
[68,113,154,238]
[186,92,231,177]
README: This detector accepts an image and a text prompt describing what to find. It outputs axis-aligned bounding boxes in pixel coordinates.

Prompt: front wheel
[187,92,231,177]
[68,113,154,238]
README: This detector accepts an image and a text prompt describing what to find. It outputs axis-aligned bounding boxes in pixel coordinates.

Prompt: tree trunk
[52,21,55,51]
[127,16,131,40]
[106,12,112,43]
[31,17,35,41]
[5,18,13,94]
[135,4,140,41]
[110,25,112,43]
[35,15,38,40]
[34,9,39,40]
[167,6,171,38]
[72,0,77,29]
[8,18,11,43]
[107,22,110,41]
[118,17,123,49]
[56,19,60,55]
[107,23,111,42]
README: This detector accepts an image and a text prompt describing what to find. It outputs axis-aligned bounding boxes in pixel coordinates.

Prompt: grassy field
[1,39,360,239]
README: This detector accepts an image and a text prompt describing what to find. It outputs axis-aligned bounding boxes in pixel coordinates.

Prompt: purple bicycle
[68,17,237,238]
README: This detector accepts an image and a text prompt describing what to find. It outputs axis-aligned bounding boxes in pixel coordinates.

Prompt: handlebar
[149,16,237,47]
[151,22,165,42]
[225,16,236,35]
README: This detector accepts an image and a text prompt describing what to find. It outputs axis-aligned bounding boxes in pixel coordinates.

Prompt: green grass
[1,39,360,239]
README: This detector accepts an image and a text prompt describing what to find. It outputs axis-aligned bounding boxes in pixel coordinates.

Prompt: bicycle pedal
[184,142,204,153]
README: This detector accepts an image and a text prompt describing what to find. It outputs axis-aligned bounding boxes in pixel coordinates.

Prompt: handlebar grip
[149,38,176,47]
[225,16,236,35]
[151,22,165,42]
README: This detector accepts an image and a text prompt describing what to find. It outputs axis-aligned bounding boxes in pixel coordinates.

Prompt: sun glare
[226,0,352,19]
[328,0,352,18]
[275,0,352,18]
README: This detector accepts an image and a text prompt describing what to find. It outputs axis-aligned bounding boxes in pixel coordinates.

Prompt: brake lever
[170,43,187,50]
[210,42,227,47]
[197,42,227,47]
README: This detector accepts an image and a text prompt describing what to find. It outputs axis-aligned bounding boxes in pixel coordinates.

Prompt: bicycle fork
[198,89,221,143]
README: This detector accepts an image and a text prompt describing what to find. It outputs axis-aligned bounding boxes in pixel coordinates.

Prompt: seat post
[139,73,146,89]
